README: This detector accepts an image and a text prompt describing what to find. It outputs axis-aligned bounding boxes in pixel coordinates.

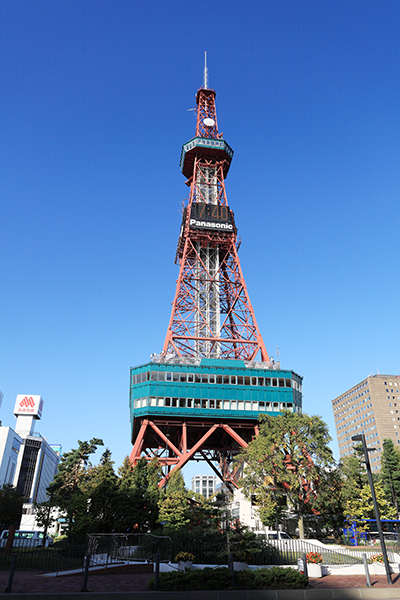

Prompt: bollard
[4,553,18,594]
[154,553,160,591]
[229,553,235,588]
[302,553,308,578]
[363,553,371,588]
[80,553,91,592]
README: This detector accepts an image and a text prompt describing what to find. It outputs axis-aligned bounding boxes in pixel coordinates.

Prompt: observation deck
[129,358,302,443]
[180,137,234,179]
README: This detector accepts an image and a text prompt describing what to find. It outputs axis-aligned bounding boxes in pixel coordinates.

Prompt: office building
[332,374,400,471]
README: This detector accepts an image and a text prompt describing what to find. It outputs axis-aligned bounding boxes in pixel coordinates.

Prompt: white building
[191,475,217,498]
[0,394,60,529]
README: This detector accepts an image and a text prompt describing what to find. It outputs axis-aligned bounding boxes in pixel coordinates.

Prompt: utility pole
[352,433,392,585]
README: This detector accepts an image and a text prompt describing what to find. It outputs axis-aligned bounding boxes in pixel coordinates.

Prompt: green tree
[238,412,336,524]
[34,499,58,541]
[380,439,400,517]
[117,457,162,532]
[158,469,190,531]
[340,454,368,506]
[87,448,118,532]
[0,484,23,530]
[48,438,103,540]
[346,481,396,525]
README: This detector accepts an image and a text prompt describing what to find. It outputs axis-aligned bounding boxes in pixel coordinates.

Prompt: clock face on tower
[189,202,235,232]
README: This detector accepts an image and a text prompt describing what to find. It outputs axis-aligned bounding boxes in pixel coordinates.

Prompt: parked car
[265,531,292,541]
[0,530,53,548]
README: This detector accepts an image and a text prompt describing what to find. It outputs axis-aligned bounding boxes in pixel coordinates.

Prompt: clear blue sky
[1,1,400,481]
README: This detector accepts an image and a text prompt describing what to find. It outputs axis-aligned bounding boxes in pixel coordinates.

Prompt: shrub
[175,551,195,562]
[306,552,323,564]
[370,554,384,564]
[148,566,308,591]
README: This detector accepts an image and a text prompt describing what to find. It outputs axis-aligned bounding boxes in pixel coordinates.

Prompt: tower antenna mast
[203,51,208,89]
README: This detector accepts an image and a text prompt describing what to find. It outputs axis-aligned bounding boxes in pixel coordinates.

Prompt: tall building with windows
[332,374,400,472]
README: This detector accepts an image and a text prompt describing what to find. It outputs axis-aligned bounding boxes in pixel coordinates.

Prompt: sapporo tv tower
[130,56,303,489]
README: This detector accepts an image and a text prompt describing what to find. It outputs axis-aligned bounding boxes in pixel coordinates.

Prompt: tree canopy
[238,412,337,524]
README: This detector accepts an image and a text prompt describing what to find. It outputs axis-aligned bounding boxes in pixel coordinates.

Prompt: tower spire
[203,51,208,89]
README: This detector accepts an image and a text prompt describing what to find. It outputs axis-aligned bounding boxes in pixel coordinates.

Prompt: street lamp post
[352,433,392,585]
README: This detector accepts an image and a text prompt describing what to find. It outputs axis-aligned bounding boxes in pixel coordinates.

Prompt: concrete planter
[307,563,322,578]
[178,561,193,571]
[371,562,393,575]
[233,561,248,571]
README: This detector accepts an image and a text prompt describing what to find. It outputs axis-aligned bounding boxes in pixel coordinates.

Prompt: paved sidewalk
[0,567,400,596]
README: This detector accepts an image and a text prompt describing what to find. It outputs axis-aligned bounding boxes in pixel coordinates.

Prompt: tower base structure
[130,357,303,487]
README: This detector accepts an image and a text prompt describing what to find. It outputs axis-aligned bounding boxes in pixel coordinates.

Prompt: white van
[0,530,53,548]
[265,531,292,541]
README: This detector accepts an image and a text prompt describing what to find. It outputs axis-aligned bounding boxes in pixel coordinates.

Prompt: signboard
[14,395,43,419]
[189,203,235,232]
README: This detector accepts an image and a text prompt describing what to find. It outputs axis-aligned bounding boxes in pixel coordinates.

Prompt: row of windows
[132,371,301,390]
[132,396,296,412]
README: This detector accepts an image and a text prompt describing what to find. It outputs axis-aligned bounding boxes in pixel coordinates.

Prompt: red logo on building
[19,396,35,408]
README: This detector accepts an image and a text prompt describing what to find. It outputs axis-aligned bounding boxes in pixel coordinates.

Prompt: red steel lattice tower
[163,66,269,363]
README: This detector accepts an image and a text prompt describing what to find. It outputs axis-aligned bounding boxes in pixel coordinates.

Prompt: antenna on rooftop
[203,51,208,89]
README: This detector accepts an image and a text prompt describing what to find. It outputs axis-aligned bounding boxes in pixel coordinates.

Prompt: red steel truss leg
[129,419,149,463]
[158,423,219,487]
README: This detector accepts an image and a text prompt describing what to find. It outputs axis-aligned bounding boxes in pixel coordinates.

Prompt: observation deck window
[266,402,271,409]
[209,399,215,409]
[209,374,215,384]
[173,373,179,382]
[179,398,186,408]
[194,398,201,408]
[265,378,271,386]
[224,400,230,409]
[231,401,237,410]
[224,375,230,384]
[286,379,292,387]
[258,378,264,386]
[157,372,165,381]
[202,374,208,383]
[245,402,251,410]
[238,401,244,410]
[150,397,157,406]
[273,402,279,410]
[151,371,157,381]
[180,373,187,382]
[165,398,171,407]
[238,376,244,385]
[259,401,266,411]
[166,372,172,382]
[187,398,193,408]
[279,379,285,387]
[252,402,258,411]
[188,373,194,383]
[216,400,222,409]
[157,397,164,407]
[245,377,250,386]
[272,378,278,387]
[195,374,201,383]
[216,375,223,384]
[202,399,208,409]
[172,398,178,407]
[251,377,257,386]
[280,403,286,410]
[231,376,237,384]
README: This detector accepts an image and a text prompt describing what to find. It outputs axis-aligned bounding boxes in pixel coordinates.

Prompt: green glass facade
[129,358,302,439]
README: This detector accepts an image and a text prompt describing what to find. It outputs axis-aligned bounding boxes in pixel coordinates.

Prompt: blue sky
[1,1,400,482]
